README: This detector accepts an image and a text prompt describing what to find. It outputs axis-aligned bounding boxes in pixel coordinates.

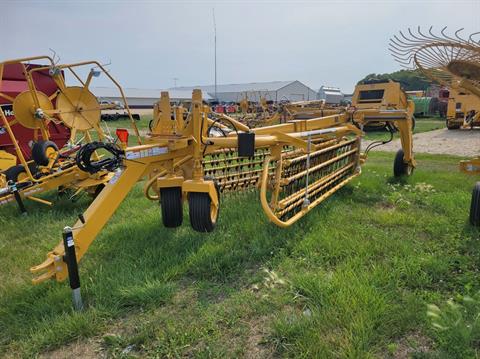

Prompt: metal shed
[171,80,318,103]
[317,86,344,104]
[91,87,213,109]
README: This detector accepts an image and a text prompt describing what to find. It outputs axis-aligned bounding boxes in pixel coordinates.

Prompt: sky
[2,0,480,93]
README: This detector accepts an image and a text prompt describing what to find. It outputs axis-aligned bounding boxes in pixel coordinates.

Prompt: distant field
[0,152,479,357]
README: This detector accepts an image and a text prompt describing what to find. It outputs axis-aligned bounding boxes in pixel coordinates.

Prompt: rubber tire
[393,149,413,177]
[32,140,58,166]
[189,192,218,233]
[160,187,183,228]
[469,182,480,226]
[5,165,27,182]
[446,119,460,130]
[4,163,37,182]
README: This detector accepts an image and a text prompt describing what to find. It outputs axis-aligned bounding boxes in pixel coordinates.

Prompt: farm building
[317,86,344,104]
[171,80,318,103]
[91,87,213,109]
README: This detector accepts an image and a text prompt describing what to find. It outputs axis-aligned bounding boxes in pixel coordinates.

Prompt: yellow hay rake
[29,79,415,310]
[390,27,480,225]
[279,99,343,121]
[0,56,140,211]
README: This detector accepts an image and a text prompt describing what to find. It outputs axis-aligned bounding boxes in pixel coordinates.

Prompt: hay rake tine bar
[283,148,358,184]
[277,162,356,212]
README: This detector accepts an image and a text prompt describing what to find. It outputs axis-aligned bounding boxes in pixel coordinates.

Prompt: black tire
[393,149,413,177]
[4,163,37,182]
[446,119,460,130]
[32,140,58,166]
[469,182,480,226]
[189,191,219,233]
[160,187,183,228]
[5,165,27,182]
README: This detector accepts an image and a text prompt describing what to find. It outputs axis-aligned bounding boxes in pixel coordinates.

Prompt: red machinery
[0,63,70,166]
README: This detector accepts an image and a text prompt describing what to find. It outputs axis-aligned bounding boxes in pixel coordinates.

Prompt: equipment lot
[1,151,478,358]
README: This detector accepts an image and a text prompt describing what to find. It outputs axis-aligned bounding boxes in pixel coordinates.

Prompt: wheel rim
[17,171,29,182]
[406,164,413,176]
[210,202,218,223]
[45,147,57,162]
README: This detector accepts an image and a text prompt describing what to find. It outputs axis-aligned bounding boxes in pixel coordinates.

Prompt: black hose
[75,141,124,174]
[364,123,395,156]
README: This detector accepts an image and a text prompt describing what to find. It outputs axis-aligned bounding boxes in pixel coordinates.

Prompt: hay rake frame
[30,83,415,296]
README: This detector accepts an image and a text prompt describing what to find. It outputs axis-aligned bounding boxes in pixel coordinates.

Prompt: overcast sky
[2,0,479,93]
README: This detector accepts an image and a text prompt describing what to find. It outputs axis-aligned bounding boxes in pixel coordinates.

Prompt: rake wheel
[390,27,480,96]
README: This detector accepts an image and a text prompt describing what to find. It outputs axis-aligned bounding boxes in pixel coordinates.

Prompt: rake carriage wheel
[470,182,480,227]
[160,187,183,228]
[393,149,414,177]
[5,164,30,182]
[188,190,219,233]
[32,140,58,166]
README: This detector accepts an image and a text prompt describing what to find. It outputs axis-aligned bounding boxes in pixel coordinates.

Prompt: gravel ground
[364,128,480,157]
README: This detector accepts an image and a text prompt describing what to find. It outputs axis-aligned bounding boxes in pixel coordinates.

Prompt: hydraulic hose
[75,141,124,174]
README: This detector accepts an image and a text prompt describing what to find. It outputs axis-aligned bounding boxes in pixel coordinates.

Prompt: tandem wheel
[188,180,220,233]
[160,187,183,228]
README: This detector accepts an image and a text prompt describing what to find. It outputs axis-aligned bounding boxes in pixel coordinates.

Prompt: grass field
[1,152,479,358]
[101,116,152,133]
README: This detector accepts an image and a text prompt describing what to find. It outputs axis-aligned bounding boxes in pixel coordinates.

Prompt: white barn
[317,86,344,104]
[91,87,212,109]
[172,80,318,103]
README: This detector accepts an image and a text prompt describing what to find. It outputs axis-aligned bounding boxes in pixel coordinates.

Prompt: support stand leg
[62,226,83,311]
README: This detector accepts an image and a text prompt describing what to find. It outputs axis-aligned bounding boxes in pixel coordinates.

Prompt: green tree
[357,69,434,91]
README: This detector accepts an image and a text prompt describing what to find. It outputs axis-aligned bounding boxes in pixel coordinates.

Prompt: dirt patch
[39,338,104,359]
[389,331,433,358]
[364,128,480,157]
[244,317,274,359]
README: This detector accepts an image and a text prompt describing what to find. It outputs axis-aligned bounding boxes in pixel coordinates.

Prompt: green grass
[0,152,479,358]
[101,115,152,133]
[364,117,445,141]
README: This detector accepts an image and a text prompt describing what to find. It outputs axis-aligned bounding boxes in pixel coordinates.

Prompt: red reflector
[116,128,129,144]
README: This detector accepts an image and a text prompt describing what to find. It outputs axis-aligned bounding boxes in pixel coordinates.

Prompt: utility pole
[173,77,179,88]
[213,8,217,102]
